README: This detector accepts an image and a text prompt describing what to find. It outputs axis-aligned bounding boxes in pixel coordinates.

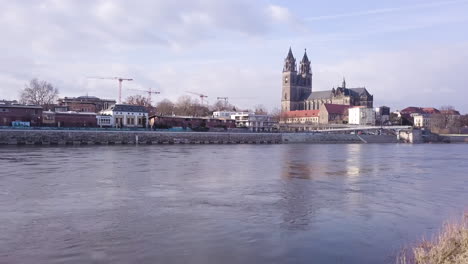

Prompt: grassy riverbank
[398,213,468,264]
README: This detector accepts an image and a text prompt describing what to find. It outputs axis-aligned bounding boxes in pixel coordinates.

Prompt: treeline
[13,78,272,117]
[125,94,273,117]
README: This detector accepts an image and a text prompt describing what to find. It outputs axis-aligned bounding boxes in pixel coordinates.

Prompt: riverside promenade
[0,129,402,145]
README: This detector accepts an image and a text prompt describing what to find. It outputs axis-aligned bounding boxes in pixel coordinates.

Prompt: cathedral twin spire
[283,47,296,72]
[283,47,311,74]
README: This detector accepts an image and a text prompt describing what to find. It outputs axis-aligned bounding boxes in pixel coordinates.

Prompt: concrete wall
[0,129,399,146]
[282,133,398,144]
[283,133,362,143]
[439,134,468,143]
[398,130,423,143]
[0,130,282,145]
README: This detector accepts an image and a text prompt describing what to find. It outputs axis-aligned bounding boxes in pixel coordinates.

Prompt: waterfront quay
[0,128,406,145]
[0,129,282,145]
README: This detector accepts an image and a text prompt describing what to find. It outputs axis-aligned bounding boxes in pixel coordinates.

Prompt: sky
[1,0,468,112]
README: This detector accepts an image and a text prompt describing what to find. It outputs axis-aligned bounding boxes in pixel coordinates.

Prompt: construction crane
[129,88,160,106]
[186,91,208,104]
[88,77,133,103]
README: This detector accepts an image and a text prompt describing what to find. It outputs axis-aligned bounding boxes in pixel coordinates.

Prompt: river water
[0,144,467,264]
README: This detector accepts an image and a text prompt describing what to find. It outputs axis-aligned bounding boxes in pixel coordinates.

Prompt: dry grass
[398,213,468,264]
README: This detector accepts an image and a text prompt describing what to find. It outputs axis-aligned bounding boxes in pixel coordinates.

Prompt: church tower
[282,47,297,112]
[281,48,312,112]
[299,49,312,99]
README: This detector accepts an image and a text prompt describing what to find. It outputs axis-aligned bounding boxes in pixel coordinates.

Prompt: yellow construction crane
[88,76,133,103]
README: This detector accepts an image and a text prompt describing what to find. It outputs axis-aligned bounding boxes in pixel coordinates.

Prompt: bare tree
[172,96,212,117]
[254,104,268,115]
[155,99,175,116]
[125,95,151,107]
[431,105,460,133]
[211,99,237,112]
[270,107,282,122]
[174,95,194,116]
[124,94,155,115]
[19,78,59,108]
[460,115,468,127]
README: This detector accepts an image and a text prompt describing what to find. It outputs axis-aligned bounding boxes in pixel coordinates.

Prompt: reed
[398,213,468,264]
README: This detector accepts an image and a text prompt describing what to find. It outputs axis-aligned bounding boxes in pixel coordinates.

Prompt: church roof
[306,87,371,100]
[307,90,332,100]
[349,88,369,96]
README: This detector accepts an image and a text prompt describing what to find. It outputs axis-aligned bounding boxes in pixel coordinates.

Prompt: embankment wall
[282,133,398,144]
[0,130,400,145]
[0,130,281,145]
[439,134,468,143]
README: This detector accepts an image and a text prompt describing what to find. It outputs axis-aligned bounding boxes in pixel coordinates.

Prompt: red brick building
[0,101,43,126]
[58,95,116,113]
[400,107,440,116]
[42,111,97,127]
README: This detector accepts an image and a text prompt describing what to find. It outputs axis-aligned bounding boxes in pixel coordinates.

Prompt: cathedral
[281,48,373,112]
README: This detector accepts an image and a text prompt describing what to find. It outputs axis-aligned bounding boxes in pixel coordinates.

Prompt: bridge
[279,124,412,133]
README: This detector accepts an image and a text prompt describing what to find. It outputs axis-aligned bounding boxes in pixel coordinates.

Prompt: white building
[230,113,276,132]
[212,111,249,119]
[349,107,376,125]
[100,104,149,128]
[413,114,432,128]
[96,115,114,128]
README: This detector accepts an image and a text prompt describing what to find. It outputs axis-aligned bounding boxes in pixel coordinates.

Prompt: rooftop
[0,102,42,109]
[322,104,350,114]
[109,104,148,113]
[284,110,320,118]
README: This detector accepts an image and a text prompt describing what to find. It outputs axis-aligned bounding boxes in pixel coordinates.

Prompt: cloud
[267,5,293,23]
[0,0,467,115]
[305,0,468,21]
[0,0,294,108]
[313,43,468,112]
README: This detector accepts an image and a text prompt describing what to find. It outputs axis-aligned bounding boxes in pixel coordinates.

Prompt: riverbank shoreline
[1,129,466,145]
[0,129,401,145]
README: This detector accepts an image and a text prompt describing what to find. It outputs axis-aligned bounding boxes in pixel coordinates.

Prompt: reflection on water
[0,144,467,264]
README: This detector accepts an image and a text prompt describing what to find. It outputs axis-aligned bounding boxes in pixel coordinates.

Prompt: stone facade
[281,48,373,112]
[0,130,399,145]
[0,130,281,145]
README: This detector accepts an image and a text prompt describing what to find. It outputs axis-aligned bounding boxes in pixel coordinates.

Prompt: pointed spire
[286,46,294,59]
[299,48,311,74]
[301,48,310,63]
[283,47,296,72]
[342,77,346,88]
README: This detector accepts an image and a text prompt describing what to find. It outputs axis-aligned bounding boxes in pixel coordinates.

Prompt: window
[127,117,135,125]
